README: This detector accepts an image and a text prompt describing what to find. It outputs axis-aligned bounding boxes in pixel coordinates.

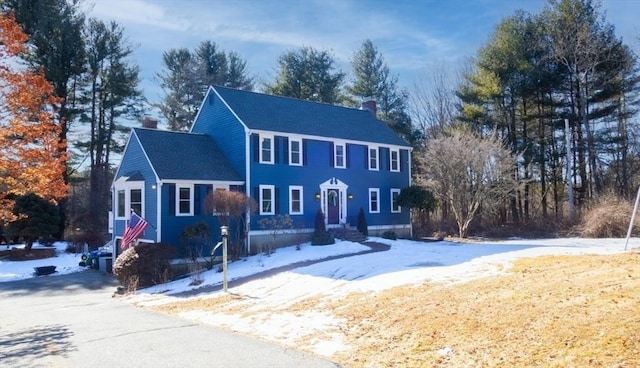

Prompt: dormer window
[260,135,274,164]
[368,146,379,171]
[334,143,346,169]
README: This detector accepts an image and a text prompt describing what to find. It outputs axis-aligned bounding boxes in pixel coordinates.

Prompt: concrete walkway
[172,241,390,297]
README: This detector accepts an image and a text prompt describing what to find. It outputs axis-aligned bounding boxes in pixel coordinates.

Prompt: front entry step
[332,227,368,243]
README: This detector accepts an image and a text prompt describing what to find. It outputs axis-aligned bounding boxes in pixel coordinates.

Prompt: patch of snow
[0,242,86,282]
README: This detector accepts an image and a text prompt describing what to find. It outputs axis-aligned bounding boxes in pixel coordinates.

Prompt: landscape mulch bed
[0,247,57,261]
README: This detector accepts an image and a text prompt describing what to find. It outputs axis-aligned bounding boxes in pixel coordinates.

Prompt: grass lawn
[152,251,640,367]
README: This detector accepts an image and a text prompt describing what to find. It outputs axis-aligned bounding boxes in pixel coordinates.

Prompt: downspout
[245,130,252,255]
[156,181,163,242]
[110,186,115,256]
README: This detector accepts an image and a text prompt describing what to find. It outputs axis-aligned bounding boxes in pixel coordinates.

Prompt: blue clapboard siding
[112,134,159,244]
[249,136,410,230]
[158,183,223,256]
[113,85,412,254]
[191,90,247,179]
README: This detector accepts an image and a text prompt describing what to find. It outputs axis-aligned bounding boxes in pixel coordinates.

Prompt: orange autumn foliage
[0,12,67,222]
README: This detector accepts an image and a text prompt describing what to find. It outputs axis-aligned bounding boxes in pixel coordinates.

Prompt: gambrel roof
[133,128,242,182]
[210,85,410,147]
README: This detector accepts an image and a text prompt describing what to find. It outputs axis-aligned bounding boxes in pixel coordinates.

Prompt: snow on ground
[0,242,86,282]
[2,237,639,356]
[129,237,639,357]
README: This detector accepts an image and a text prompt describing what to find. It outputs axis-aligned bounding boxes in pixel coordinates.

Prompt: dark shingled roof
[133,128,242,181]
[212,85,410,147]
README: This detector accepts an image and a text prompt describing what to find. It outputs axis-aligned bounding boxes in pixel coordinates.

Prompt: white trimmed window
[390,149,400,172]
[334,143,346,168]
[115,186,144,219]
[116,190,126,218]
[260,135,274,164]
[369,188,380,213]
[176,185,193,216]
[260,185,275,215]
[289,138,302,166]
[289,186,303,215]
[391,189,401,213]
[368,146,379,171]
[130,189,142,215]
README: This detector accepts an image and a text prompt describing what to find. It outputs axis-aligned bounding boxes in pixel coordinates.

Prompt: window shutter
[275,187,280,214]
[383,148,390,171]
[329,142,334,168]
[274,136,281,164]
[346,144,351,168]
[253,187,260,208]
[194,185,201,215]
[400,150,406,172]
[168,184,175,215]
[303,140,308,165]
[253,134,260,162]
[283,137,289,165]
[365,146,369,169]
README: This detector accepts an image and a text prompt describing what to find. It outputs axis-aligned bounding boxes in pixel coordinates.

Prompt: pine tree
[349,40,420,147]
[265,46,345,104]
[157,41,253,131]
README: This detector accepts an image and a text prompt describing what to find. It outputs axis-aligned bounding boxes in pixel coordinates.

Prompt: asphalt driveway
[0,270,341,368]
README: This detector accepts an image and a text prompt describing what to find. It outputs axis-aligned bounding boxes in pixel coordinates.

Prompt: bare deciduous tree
[410,61,463,139]
[204,189,257,260]
[416,130,520,238]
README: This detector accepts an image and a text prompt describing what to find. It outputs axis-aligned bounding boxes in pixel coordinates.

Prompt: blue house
[111,85,412,256]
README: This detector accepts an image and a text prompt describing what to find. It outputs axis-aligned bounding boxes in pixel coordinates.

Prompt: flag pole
[625,186,640,250]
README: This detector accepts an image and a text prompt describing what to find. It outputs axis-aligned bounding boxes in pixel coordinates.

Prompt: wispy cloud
[85,0,638,99]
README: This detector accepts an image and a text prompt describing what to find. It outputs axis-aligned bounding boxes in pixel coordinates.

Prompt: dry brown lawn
[152,252,640,368]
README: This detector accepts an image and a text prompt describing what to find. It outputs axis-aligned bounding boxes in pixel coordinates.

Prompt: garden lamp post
[221,226,228,292]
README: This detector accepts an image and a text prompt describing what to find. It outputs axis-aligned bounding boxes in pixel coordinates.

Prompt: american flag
[121,211,148,250]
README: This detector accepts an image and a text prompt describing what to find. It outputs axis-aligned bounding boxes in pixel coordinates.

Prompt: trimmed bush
[311,209,334,245]
[113,242,176,291]
[357,207,368,236]
[314,208,326,233]
[382,230,397,240]
[311,230,334,245]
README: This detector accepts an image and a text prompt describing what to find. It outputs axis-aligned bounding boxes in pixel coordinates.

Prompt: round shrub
[381,230,397,240]
[113,242,176,290]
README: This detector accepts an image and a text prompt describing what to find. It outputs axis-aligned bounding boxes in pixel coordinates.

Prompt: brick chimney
[142,116,158,129]
[361,99,377,117]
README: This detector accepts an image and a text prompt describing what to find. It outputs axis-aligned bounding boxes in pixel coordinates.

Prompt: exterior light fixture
[348,193,354,200]
[315,192,321,200]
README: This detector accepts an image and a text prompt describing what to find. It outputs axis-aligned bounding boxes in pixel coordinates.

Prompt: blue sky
[86,0,639,114]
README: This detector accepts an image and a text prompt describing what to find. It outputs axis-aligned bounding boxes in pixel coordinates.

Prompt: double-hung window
[260,185,275,215]
[176,185,193,216]
[369,188,380,213]
[390,149,400,172]
[260,135,274,164]
[369,147,379,171]
[289,186,303,215]
[391,189,401,213]
[116,190,126,218]
[115,186,144,219]
[289,138,302,166]
[130,189,142,215]
[334,143,346,168]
